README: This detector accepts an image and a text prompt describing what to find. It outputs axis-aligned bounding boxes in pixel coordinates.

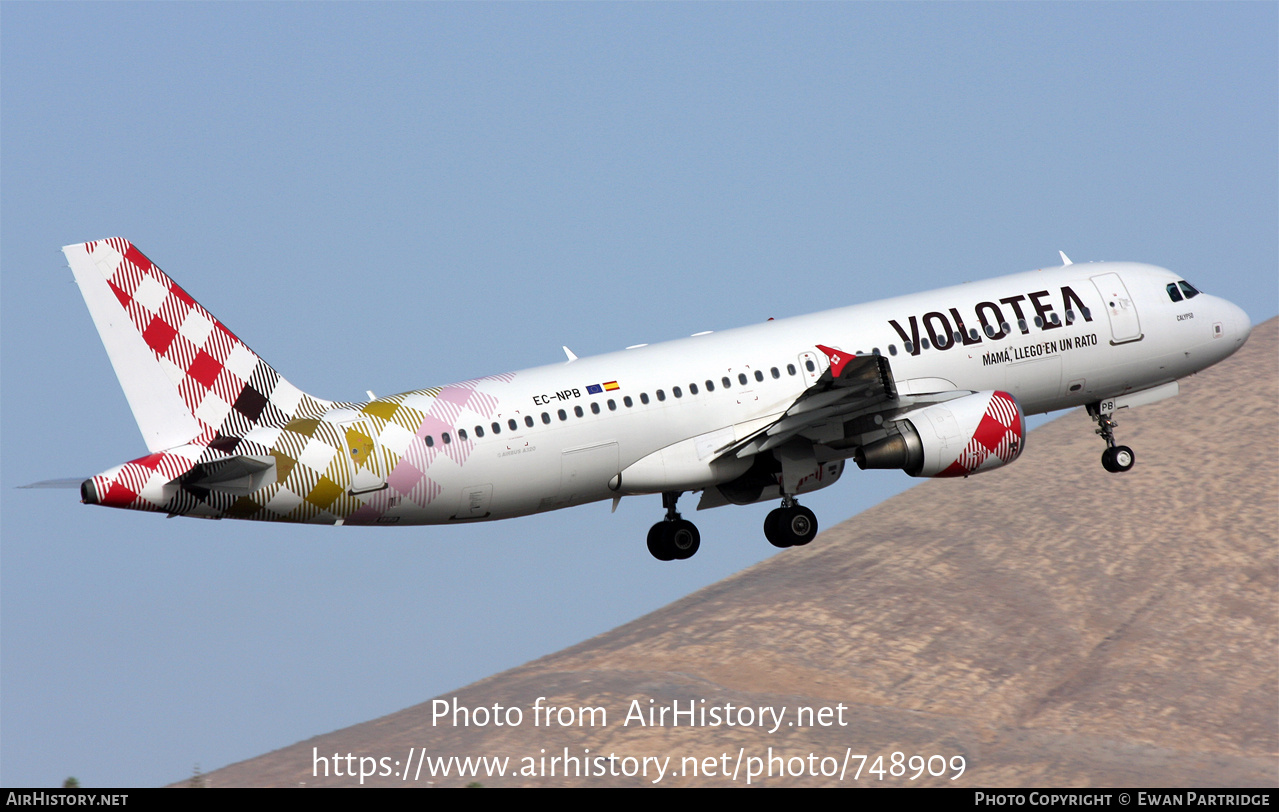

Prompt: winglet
[563,346,578,362]
[1059,251,1073,266]
[815,344,855,378]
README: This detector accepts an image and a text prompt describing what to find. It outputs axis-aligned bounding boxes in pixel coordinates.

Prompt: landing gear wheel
[647,522,675,561]
[784,505,818,546]
[1101,445,1135,473]
[764,509,788,548]
[1090,407,1135,474]
[668,519,700,560]
[647,519,700,560]
[764,505,819,548]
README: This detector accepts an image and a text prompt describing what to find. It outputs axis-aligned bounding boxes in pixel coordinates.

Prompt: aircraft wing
[719,347,902,459]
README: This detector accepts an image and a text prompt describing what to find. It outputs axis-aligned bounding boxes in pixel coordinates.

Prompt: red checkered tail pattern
[63,239,331,453]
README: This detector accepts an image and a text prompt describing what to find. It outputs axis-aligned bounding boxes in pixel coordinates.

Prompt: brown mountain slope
[197,319,1278,787]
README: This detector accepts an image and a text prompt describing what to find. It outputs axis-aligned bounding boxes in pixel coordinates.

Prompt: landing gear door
[1091,273,1143,344]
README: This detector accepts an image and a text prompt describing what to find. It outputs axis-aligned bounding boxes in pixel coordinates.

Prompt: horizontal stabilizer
[18,478,88,489]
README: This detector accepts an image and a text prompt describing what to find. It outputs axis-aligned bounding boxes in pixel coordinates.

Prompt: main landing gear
[644,492,821,561]
[764,497,818,548]
[647,491,700,561]
[1089,405,1135,473]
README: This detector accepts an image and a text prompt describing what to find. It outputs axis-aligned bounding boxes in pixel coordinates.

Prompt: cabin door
[1091,273,1143,344]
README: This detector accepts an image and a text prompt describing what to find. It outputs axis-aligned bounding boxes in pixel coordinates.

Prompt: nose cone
[1228,300,1252,348]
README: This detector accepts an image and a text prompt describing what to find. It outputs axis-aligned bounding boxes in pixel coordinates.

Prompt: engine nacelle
[855,391,1024,478]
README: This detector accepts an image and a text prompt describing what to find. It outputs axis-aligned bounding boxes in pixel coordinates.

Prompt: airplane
[57,239,1251,561]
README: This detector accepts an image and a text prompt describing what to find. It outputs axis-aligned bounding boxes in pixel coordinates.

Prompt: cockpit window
[1178,281,1200,299]
[1166,282,1183,303]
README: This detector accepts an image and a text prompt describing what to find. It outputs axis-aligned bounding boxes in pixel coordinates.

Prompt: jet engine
[854,390,1025,478]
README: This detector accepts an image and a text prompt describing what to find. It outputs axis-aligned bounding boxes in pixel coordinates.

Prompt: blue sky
[2,2,1274,788]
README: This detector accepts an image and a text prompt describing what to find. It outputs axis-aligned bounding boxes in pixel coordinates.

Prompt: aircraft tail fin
[63,238,331,453]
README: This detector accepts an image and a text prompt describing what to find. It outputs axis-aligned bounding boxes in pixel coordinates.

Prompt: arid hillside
[194,319,1278,787]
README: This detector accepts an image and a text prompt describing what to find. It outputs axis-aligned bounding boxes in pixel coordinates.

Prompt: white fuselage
[350,261,1250,525]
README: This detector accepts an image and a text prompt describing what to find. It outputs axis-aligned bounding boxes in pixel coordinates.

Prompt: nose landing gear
[1089,405,1135,473]
[1101,444,1135,473]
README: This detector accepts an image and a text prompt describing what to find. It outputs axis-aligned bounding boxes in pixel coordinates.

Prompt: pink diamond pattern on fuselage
[76,238,520,525]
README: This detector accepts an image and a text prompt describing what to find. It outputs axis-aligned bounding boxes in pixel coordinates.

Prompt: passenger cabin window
[640,393,650,405]
[525,416,534,428]
[442,432,452,444]
[754,370,763,382]
[787,364,797,375]
[573,405,583,417]
[590,402,600,414]
[722,376,731,389]
[705,379,715,391]
[805,360,815,372]
[738,373,748,385]
[624,396,633,407]
[459,429,468,441]
[558,409,568,421]
[771,367,780,378]
[426,435,435,447]
[607,399,617,411]
[541,413,551,424]
[656,389,666,402]
[474,426,484,438]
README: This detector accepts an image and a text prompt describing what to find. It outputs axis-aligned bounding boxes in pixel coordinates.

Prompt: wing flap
[719,350,900,460]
